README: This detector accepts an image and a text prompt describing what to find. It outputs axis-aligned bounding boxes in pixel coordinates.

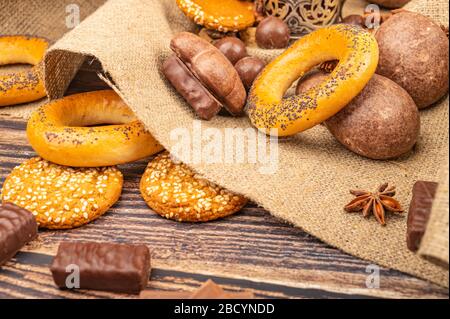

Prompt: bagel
[27,90,164,167]
[0,36,49,107]
[246,24,379,136]
[176,0,255,33]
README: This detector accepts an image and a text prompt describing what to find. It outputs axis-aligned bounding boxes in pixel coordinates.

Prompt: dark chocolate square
[0,202,38,266]
[407,181,438,252]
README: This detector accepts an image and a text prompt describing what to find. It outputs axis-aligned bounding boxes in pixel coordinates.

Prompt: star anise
[344,183,403,226]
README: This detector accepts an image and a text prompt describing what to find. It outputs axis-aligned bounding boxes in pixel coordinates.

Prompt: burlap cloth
[1,0,448,287]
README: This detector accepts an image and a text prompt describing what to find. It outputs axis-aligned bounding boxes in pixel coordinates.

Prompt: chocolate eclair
[163,32,246,120]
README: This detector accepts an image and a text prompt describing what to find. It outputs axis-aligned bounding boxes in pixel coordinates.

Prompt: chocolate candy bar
[190,279,254,299]
[50,242,151,294]
[139,279,255,299]
[407,181,438,252]
[163,54,222,120]
[0,202,38,266]
[190,279,225,299]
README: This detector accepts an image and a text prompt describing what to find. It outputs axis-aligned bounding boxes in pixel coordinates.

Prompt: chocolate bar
[407,181,438,252]
[191,280,255,299]
[139,279,255,299]
[0,202,38,266]
[163,54,222,120]
[190,279,226,299]
[50,242,151,294]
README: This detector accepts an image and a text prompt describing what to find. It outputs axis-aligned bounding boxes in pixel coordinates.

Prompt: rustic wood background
[0,62,448,299]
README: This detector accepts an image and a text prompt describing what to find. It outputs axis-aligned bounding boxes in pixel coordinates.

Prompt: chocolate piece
[170,32,246,115]
[163,55,222,120]
[235,56,266,90]
[0,202,37,266]
[342,15,365,27]
[255,16,290,49]
[407,181,438,252]
[190,279,225,299]
[140,280,255,299]
[191,280,254,299]
[214,37,248,65]
[51,242,150,294]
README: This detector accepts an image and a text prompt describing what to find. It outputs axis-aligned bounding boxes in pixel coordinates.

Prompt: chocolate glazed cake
[0,202,38,266]
[51,242,151,294]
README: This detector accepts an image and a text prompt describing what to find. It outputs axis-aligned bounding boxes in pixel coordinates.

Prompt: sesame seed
[1,157,122,229]
[140,152,247,222]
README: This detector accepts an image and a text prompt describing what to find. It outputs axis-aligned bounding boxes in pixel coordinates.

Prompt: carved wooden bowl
[263,0,344,39]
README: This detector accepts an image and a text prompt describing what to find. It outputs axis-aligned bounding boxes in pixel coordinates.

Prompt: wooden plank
[0,65,448,299]
[0,251,381,299]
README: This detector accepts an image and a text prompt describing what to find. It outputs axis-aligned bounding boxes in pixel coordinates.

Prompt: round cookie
[1,157,123,229]
[140,152,248,222]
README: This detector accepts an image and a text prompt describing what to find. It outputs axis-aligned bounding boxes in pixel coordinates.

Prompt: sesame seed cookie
[140,152,248,222]
[1,157,123,229]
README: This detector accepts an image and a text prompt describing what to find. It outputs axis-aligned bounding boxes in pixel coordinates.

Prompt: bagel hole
[69,119,128,127]
[283,69,322,98]
[0,63,32,75]
[292,68,332,97]
[84,123,123,127]
[67,112,134,127]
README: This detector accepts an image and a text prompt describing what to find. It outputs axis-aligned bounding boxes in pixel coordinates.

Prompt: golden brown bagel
[0,36,49,107]
[27,90,164,167]
[176,0,255,33]
[247,24,379,136]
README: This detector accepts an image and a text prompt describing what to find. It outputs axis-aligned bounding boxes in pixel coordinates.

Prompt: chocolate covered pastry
[51,242,151,294]
[0,202,38,266]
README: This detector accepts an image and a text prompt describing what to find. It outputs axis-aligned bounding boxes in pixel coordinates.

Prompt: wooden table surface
[0,62,448,299]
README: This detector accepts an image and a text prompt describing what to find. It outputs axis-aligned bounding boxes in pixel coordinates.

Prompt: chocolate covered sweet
[296,72,420,160]
[235,56,266,90]
[163,55,222,120]
[407,181,438,252]
[140,279,255,299]
[166,32,246,117]
[190,279,254,299]
[214,37,248,65]
[255,16,290,49]
[375,11,449,108]
[50,242,151,294]
[0,202,38,266]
